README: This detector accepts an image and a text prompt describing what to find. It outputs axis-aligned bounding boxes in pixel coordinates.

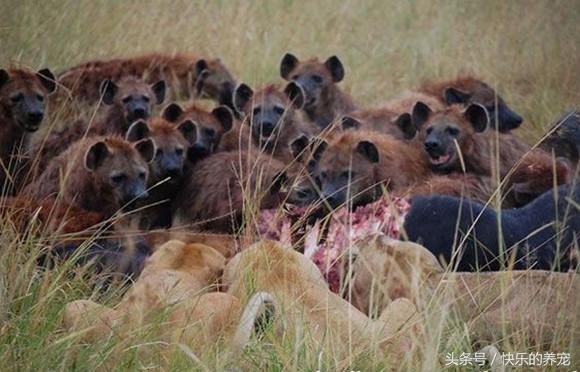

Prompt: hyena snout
[259,121,275,136]
[26,110,44,128]
[190,142,211,158]
[424,139,443,154]
[120,182,150,208]
[125,99,150,122]
[500,107,523,130]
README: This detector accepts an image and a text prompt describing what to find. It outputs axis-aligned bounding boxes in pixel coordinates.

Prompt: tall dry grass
[0,0,579,370]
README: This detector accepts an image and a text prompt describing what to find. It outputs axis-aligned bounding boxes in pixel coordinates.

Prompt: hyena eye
[340,170,352,179]
[446,127,460,136]
[311,75,323,84]
[111,173,127,184]
[10,92,23,103]
[175,147,184,156]
[297,188,313,199]
[273,106,285,115]
[138,171,146,180]
[291,75,299,80]
[156,148,163,156]
[203,128,216,138]
[142,95,150,103]
[36,94,44,102]
[426,127,433,135]
[307,160,317,173]
[252,107,261,116]
[320,172,328,180]
[122,96,132,104]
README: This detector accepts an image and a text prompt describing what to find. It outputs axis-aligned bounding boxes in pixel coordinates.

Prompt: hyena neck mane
[307,85,356,128]
[92,104,130,136]
[60,161,119,216]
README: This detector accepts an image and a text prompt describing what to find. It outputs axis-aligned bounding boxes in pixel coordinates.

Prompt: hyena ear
[195,59,209,76]
[0,69,9,89]
[151,80,166,104]
[194,69,210,96]
[269,170,288,195]
[211,105,233,132]
[84,141,109,171]
[341,116,360,131]
[280,53,299,80]
[284,81,305,109]
[135,138,156,163]
[219,81,236,111]
[356,141,379,163]
[99,79,118,105]
[556,157,572,184]
[395,113,416,140]
[411,101,432,130]
[444,87,471,105]
[290,134,310,161]
[233,83,253,114]
[37,68,56,94]
[312,139,328,161]
[177,119,197,144]
[125,119,150,142]
[464,103,489,133]
[161,103,184,123]
[324,56,345,82]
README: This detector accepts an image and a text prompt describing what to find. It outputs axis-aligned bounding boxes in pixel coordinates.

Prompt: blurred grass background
[1,0,579,141]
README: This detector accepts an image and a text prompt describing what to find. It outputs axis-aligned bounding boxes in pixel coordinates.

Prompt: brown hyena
[280,53,357,128]
[411,101,568,205]
[172,149,287,232]
[287,132,495,209]
[420,76,523,132]
[340,111,416,140]
[0,197,104,236]
[57,53,236,109]
[0,67,56,192]
[541,110,580,167]
[347,91,444,140]
[312,129,430,209]
[34,76,165,172]
[23,136,155,219]
[125,118,195,229]
[161,102,233,160]
[233,82,317,162]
